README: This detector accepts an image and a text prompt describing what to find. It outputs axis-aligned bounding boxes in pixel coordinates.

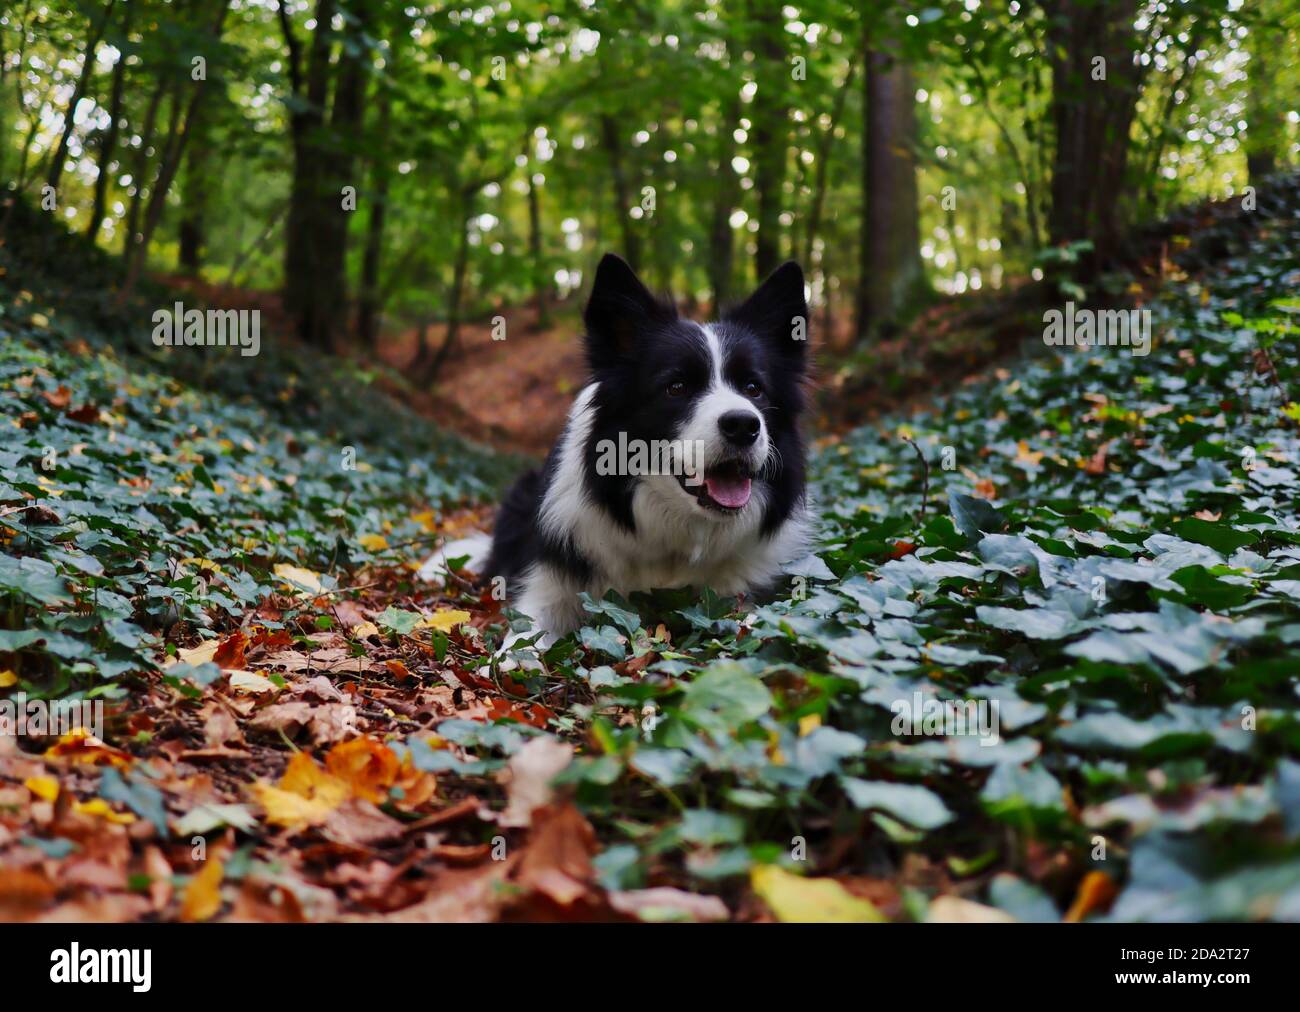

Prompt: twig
[901,436,930,526]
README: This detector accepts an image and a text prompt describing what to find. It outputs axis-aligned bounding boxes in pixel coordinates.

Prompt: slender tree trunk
[121,80,167,258]
[86,1,132,243]
[856,46,925,340]
[748,0,789,278]
[803,57,857,268]
[46,0,117,194]
[707,95,743,309]
[599,114,641,271]
[120,1,230,300]
[178,119,210,275]
[357,89,391,348]
[518,128,549,329]
[424,196,474,383]
[1245,30,1280,183]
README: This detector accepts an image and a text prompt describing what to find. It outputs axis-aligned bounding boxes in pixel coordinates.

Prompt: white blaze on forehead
[697,323,755,412]
[675,323,768,472]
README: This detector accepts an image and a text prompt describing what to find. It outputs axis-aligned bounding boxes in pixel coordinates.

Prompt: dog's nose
[718,410,761,446]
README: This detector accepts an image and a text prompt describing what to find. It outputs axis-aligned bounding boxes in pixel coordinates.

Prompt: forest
[1,0,1300,934]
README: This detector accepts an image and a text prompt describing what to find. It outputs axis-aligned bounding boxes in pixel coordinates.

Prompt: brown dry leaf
[972,478,997,500]
[513,802,597,907]
[1084,440,1113,475]
[498,736,574,828]
[142,846,174,912]
[608,888,729,922]
[1064,870,1118,922]
[385,659,414,681]
[42,385,72,409]
[212,630,249,670]
[320,798,404,847]
[203,705,243,748]
[0,867,58,917]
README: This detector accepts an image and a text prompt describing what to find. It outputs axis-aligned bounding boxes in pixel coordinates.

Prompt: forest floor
[1,179,1299,923]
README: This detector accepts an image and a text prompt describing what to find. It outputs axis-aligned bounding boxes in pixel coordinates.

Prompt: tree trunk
[1245,29,1281,183]
[120,0,230,300]
[282,0,339,348]
[707,95,743,309]
[424,197,474,383]
[803,58,857,268]
[855,46,925,340]
[748,0,789,278]
[522,131,550,329]
[121,79,166,258]
[599,115,641,271]
[46,0,117,194]
[1044,0,1143,271]
[86,0,132,243]
[357,89,391,348]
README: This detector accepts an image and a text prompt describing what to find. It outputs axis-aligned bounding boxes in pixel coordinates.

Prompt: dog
[429,253,812,647]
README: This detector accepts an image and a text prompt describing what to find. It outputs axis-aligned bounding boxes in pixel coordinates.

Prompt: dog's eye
[743,381,763,399]
[666,380,686,398]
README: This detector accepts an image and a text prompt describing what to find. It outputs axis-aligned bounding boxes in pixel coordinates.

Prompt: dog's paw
[417,532,492,583]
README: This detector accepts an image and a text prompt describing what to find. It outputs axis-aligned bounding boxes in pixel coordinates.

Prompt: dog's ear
[584,253,675,369]
[725,261,809,367]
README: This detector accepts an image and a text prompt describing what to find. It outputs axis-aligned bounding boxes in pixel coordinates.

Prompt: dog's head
[581,253,808,529]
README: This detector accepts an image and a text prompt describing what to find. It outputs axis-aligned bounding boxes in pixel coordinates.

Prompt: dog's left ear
[725,261,809,366]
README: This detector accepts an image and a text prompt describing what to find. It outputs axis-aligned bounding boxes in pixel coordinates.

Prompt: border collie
[429,253,812,646]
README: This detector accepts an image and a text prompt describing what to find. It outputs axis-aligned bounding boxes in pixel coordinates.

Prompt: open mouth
[676,458,755,512]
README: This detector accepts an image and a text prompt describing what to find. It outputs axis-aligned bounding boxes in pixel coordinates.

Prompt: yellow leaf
[273,563,326,598]
[358,533,389,552]
[180,859,224,923]
[251,752,349,829]
[24,776,59,801]
[227,670,278,694]
[168,640,219,667]
[417,609,472,632]
[352,621,380,639]
[751,865,886,923]
[0,669,17,688]
[73,798,136,824]
[797,714,821,737]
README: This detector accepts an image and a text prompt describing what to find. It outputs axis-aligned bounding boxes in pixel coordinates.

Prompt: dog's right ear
[583,253,675,370]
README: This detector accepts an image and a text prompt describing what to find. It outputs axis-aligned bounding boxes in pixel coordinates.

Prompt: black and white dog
[429,253,812,645]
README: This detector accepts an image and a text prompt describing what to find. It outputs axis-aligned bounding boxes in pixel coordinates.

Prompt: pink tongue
[705,474,752,508]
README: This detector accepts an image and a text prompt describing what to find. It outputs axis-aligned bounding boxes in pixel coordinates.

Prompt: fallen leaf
[498,736,574,828]
[750,865,886,923]
[43,728,132,767]
[325,737,401,803]
[251,752,349,829]
[926,895,1017,923]
[608,888,729,922]
[180,859,224,922]
[24,776,59,802]
[1064,870,1117,922]
[273,563,327,599]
